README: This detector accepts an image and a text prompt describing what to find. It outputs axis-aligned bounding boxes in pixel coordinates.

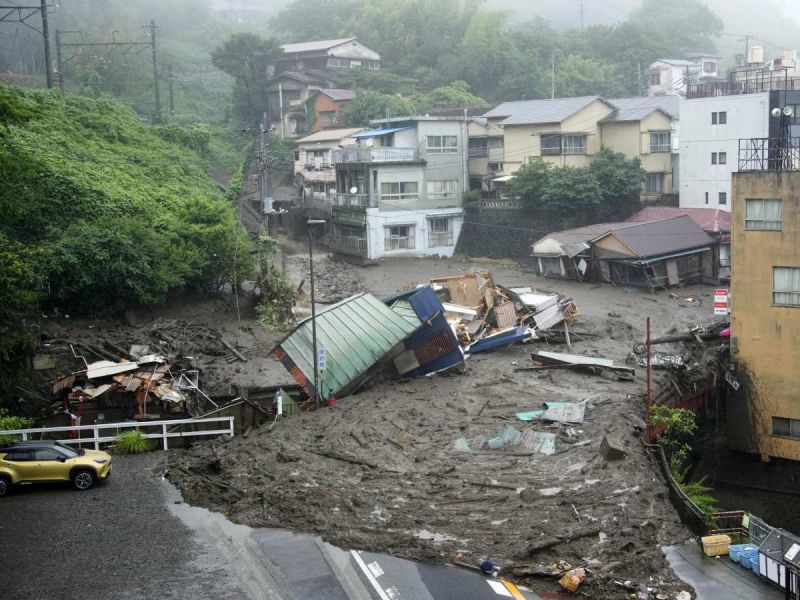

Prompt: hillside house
[330,116,468,261]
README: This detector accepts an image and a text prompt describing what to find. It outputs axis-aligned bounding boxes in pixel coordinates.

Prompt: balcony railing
[330,236,368,257]
[738,137,800,172]
[688,71,800,98]
[334,147,420,163]
[334,193,376,208]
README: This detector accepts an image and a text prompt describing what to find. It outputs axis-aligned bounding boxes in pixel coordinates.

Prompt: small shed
[384,286,464,377]
[273,293,420,399]
[591,215,716,290]
[531,222,636,280]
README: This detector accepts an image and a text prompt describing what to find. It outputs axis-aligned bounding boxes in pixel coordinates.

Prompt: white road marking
[385,586,404,600]
[487,580,514,596]
[351,550,391,600]
[368,560,385,578]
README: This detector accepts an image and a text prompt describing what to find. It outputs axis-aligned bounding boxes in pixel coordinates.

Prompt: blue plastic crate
[740,555,753,569]
[730,544,758,563]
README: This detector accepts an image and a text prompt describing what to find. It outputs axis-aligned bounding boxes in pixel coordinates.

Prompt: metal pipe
[307,219,326,408]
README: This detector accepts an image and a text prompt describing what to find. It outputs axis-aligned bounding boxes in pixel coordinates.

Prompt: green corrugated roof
[278,293,421,397]
[389,299,419,327]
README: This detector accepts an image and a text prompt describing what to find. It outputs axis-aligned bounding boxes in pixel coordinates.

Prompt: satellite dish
[772,107,782,118]
[784,106,794,116]
[349,186,358,194]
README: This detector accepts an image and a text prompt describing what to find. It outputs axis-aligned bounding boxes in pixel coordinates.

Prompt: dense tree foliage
[211,33,283,125]
[506,152,644,221]
[0,83,253,410]
[340,90,415,127]
[271,0,725,101]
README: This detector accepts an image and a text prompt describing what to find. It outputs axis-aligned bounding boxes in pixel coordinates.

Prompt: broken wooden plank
[218,337,247,362]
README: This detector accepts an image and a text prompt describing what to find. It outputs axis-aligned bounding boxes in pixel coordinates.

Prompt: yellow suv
[0,440,112,497]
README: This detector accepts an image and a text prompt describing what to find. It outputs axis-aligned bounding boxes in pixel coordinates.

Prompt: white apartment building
[679,92,770,211]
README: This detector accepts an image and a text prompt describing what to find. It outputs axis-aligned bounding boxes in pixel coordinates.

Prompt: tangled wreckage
[274,270,580,404]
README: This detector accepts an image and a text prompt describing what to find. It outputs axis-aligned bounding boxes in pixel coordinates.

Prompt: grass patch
[115,430,151,454]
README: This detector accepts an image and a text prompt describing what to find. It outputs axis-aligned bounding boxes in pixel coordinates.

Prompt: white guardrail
[0,417,235,451]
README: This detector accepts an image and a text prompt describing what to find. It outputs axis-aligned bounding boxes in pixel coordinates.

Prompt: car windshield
[54,442,81,458]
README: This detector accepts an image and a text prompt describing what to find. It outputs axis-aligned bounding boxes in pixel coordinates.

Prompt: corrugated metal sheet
[276,293,420,398]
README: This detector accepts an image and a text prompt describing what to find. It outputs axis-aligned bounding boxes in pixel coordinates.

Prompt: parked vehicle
[0,440,112,497]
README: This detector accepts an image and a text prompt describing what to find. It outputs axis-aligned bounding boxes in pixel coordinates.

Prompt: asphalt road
[0,453,249,600]
[0,452,541,600]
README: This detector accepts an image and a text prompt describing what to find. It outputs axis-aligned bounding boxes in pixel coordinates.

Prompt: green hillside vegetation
[0,83,253,410]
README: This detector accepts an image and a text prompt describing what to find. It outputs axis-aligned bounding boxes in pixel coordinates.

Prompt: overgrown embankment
[0,83,253,412]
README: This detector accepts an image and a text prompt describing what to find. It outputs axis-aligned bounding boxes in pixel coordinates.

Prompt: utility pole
[167,64,175,115]
[0,2,54,87]
[551,53,556,99]
[39,0,52,88]
[146,20,161,121]
[58,31,159,114]
[637,62,642,95]
[579,0,584,32]
[55,29,64,93]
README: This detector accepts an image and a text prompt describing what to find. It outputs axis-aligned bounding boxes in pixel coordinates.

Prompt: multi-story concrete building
[679,74,800,212]
[728,134,800,461]
[647,54,722,97]
[329,116,468,261]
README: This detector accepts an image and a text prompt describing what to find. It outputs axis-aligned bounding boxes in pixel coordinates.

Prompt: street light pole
[308,219,326,408]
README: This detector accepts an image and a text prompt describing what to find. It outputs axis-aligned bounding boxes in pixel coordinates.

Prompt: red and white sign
[714,288,729,315]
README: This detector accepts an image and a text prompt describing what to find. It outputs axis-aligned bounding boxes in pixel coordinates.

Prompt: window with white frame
[773,267,800,306]
[428,217,453,246]
[645,173,664,194]
[719,151,727,165]
[745,198,782,230]
[380,181,419,202]
[384,225,415,250]
[649,131,671,152]
[711,152,717,165]
[562,134,587,155]
[427,135,458,153]
[426,180,458,200]
[541,134,561,156]
[649,70,661,85]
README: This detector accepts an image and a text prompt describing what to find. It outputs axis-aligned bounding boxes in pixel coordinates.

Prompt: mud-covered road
[167,251,716,600]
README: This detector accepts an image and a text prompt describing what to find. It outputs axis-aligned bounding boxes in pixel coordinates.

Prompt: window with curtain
[380,181,419,202]
[426,135,458,153]
[541,134,561,156]
[562,134,587,155]
[426,180,458,200]
[427,217,453,246]
[773,267,800,306]
[650,131,671,152]
[745,198,782,230]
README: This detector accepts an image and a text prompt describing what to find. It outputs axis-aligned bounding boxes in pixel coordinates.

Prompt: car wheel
[71,469,95,491]
[0,476,9,497]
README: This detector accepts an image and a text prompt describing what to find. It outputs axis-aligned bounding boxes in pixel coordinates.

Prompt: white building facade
[679,92,770,211]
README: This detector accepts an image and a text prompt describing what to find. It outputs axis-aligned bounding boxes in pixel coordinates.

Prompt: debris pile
[273,270,582,406]
[428,271,579,354]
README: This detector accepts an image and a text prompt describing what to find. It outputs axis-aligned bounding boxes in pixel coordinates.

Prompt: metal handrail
[0,416,235,451]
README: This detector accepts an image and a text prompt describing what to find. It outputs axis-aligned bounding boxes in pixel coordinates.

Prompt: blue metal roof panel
[352,126,415,139]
